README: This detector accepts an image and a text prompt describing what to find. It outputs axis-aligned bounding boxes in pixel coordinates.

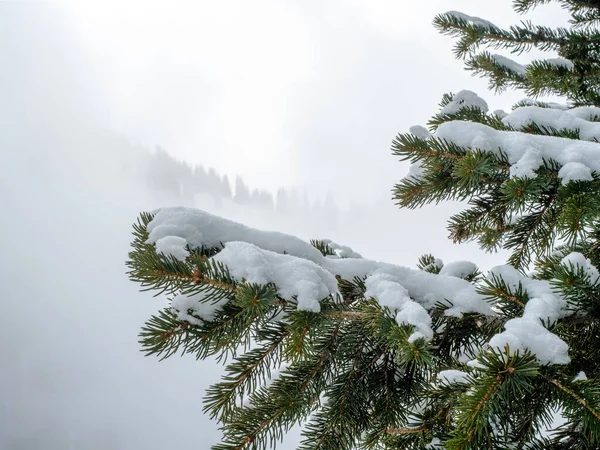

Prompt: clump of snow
[561,252,600,284]
[573,371,587,382]
[437,369,469,384]
[503,106,600,141]
[439,261,477,279]
[516,99,569,110]
[546,58,574,70]
[569,106,600,121]
[329,257,493,318]
[409,125,432,140]
[425,438,443,449]
[364,272,412,312]
[171,291,229,323]
[212,241,339,313]
[486,265,571,365]
[507,214,524,225]
[155,236,189,261]
[558,162,593,185]
[467,358,485,370]
[423,258,444,272]
[397,302,434,343]
[146,207,495,325]
[364,267,476,343]
[434,119,600,183]
[491,54,526,76]
[441,90,489,115]
[445,11,497,30]
[407,161,425,181]
[488,319,570,365]
[457,353,472,364]
[487,265,523,291]
[320,238,362,259]
[488,265,568,324]
[147,206,324,263]
[494,109,508,119]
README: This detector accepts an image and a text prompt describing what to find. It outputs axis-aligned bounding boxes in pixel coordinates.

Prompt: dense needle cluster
[127,1,600,449]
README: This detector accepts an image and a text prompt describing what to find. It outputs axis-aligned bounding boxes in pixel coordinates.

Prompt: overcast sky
[61,0,566,201]
[1,1,569,449]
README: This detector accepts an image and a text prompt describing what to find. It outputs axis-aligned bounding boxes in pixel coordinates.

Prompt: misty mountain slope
[0,121,227,449]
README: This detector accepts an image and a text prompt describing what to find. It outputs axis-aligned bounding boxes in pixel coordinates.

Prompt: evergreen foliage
[127,1,600,448]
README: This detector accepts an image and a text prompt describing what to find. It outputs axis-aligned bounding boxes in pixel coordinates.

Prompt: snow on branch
[486,265,571,365]
[440,90,489,115]
[434,118,600,183]
[147,206,324,263]
[444,10,498,30]
[147,207,491,318]
[144,206,575,364]
[491,54,526,76]
[503,105,600,142]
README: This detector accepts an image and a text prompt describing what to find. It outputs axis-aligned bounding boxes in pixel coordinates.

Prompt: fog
[1,1,566,448]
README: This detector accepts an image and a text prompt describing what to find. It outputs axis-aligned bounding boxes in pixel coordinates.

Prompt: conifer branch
[550,378,600,422]
[126,1,600,447]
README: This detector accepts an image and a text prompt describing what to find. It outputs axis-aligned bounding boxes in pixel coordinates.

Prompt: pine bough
[127,1,600,448]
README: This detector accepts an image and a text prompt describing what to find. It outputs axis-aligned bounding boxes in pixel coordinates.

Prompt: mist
[1,1,567,449]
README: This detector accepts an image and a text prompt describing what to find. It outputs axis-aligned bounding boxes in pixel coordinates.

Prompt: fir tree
[127,1,600,448]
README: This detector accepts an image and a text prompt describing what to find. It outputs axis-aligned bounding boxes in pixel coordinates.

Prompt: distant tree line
[145,147,340,233]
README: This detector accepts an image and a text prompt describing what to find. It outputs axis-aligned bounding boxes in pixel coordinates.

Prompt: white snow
[409,125,432,140]
[326,258,493,318]
[407,161,425,180]
[171,291,229,323]
[396,302,434,343]
[320,238,363,259]
[488,319,570,365]
[486,265,523,292]
[365,272,433,343]
[434,119,600,182]
[440,90,489,115]
[437,369,469,384]
[573,371,588,382]
[439,261,477,279]
[147,206,324,263]
[516,99,569,110]
[467,358,485,370]
[558,162,593,185]
[146,207,495,327]
[212,241,340,313]
[491,54,526,76]
[155,235,190,261]
[146,207,593,365]
[424,258,444,272]
[486,265,571,365]
[568,106,600,121]
[503,106,600,141]
[445,11,497,30]
[546,58,574,70]
[561,252,600,283]
[425,437,444,449]
[364,271,413,312]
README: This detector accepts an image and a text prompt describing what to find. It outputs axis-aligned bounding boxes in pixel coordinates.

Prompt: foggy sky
[62,0,566,201]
